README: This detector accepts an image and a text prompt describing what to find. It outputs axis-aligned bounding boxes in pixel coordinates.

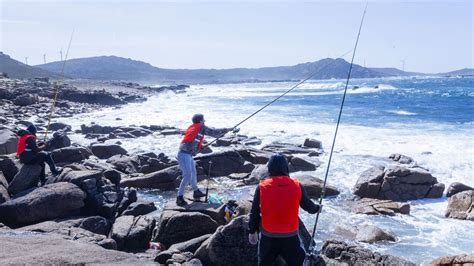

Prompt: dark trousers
[258,234,306,266]
[23,151,57,182]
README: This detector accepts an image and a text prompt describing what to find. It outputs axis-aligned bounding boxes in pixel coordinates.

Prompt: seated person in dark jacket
[248,154,321,266]
[16,124,62,184]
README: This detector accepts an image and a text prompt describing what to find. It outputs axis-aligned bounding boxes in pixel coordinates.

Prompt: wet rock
[336,225,396,244]
[0,182,86,227]
[45,130,71,151]
[81,124,119,134]
[447,182,473,197]
[90,144,127,159]
[389,153,414,164]
[7,164,42,195]
[262,142,313,155]
[48,122,72,132]
[303,138,322,149]
[111,215,155,251]
[236,147,273,164]
[353,165,445,201]
[0,154,21,182]
[106,154,139,173]
[120,165,181,190]
[429,253,474,265]
[295,175,340,199]
[243,164,269,185]
[0,233,144,264]
[195,150,246,177]
[0,128,17,155]
[78,216,111,235]
[122,201,157,216]
[51,146,92,164]
[352,198,410,216]
[319,239,415,265]
[288,156,319,172]
[445,190,474,220]
[155,235,211,264]
[60,89,125,106]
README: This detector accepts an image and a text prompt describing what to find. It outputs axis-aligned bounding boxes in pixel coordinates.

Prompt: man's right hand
[248,232,259,245]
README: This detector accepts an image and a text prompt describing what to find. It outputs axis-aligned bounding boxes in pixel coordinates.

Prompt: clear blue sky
[1,0,472,73]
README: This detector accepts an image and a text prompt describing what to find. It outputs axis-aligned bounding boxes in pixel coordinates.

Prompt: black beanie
[267,154,290,176]
[27,124,37,135]
[192,114,204,124]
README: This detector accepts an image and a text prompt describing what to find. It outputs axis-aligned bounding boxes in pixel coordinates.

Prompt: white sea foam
[386,110,417,116]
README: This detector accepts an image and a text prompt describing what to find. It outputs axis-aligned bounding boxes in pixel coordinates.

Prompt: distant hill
[0,52,60,79]
[36,56,390,84]
[438,68,474,76]
[369,67,423,76]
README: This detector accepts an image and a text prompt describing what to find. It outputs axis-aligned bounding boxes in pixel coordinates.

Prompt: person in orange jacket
[176,114,237,206]
[248,154,322,266]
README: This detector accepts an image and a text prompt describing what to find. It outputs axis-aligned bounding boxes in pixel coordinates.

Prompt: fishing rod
[307,2,369,258]
[44,29,75,141]
[202,48,354,149]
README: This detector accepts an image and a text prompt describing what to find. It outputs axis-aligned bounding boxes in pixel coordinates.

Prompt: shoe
[176,196,188,206]
[193,190,206,199]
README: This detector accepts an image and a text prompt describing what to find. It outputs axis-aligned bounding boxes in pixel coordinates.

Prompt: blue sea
[61,76,474,264]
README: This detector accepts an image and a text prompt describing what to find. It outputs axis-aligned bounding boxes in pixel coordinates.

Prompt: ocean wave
[386,110,417,116]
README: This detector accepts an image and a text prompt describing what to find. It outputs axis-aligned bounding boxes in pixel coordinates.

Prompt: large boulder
[153,211,219,247]
[110,215,155,251]
[155,234,211,264]
[303,138,322,149]
[353,165,445,201]
[262,142,313,155]
[319,239,415,265]
[45,131,71,151]
[7,164,43,195]
[12,94,37,106]
[430,253,474,266]
[51,146,92,164]
[352,198,410,216]
[0,233,145,264]
[243,164,269,185]
[0,154,21,182]
[236,147,273,164]
[48,122,72,132]
[445,190,473,220]
[388,153,414,164]
[0,128,17,155]
[0,182,86,227]
[288,156,319,172]
[447,182,473,197]
[195,150,246,177]
[90,144,127,159]
[120,165,181,190]
[295,175,340,199]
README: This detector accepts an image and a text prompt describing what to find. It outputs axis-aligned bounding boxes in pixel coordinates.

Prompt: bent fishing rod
[307,2,368,257]
[202,48,354,149]
[44,29,75,141]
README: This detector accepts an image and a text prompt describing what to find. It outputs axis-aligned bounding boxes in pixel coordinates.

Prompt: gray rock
[90,144,127,159]
[296,175,340,199]
[103,169,122,185]
[389,153,414,164]
[262,142,313,155]
[78,216,111,235]
[319,239,415,265]
[0,128,17,155]
[153,211,218,248]
[288,156,319,172]
[430,253,474,265]
[336,225,396,243]
[51,146,92,164]
[244,164,269,185]
[106,154,139,173]
[352,198,410,216]
[13,94,36,106]
[447,182,473,197]
[8,164,42,195]
[0,233,146,264]
[155,235,211,264]
[0,154,21,182]
[0,172,10,204]
[111,215,155,251]
[236,147,273,164]
[122,201,157,216]
[445,190,474,220]
[0,182,86,227]
[120,165,181,190]
[48,122,72,132]
[195,150,246,177]
[353,165,445,201]
[303,138,322,149]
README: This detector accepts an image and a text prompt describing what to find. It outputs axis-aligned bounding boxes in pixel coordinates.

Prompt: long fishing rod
[308,2,368,257]
[44,29,75,141]
[203,49,353,148]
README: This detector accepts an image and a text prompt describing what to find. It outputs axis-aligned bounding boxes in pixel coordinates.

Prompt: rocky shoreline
[0,76,473,265]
